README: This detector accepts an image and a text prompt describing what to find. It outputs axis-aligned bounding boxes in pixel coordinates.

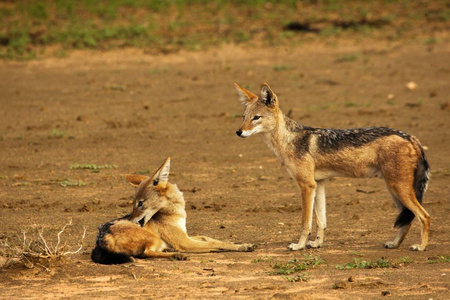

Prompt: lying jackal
[92,157,255,264]
[235,83,430,251]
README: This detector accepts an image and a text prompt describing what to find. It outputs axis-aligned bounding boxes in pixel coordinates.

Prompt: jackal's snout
[236,130,244,137]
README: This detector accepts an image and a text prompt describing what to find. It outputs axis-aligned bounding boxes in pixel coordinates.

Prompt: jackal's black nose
[236,130,242,137]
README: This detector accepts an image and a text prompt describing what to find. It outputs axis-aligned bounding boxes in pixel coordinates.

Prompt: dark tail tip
[394,207,415,228]
[91,246,132,265]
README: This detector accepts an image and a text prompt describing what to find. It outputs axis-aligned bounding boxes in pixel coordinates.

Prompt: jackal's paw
[383,241,398,249]
[173,253,188,261]
[238,244,257,252]
[409,244,426,251]
[306,240,322,249]
[288,243,305,251]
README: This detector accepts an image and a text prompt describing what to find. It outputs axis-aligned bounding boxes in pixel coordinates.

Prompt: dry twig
[0,220,86,271]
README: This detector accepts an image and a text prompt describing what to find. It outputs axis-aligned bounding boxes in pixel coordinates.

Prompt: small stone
[406,81,418,91]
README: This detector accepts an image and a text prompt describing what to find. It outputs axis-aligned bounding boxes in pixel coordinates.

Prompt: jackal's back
[91,214,133,264]
[293,124,413,153]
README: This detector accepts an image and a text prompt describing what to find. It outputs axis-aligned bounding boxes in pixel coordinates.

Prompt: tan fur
[235,83,430,251]
[103,220,179,259]
[94,157,255,263]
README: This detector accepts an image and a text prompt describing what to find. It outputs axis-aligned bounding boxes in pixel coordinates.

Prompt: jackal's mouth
[131,209,158,227]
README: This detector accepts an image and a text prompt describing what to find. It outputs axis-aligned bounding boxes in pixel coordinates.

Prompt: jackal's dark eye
[138,200,144,207]
[253,115,261,121]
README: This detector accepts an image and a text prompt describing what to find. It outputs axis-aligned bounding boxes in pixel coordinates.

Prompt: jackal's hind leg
[307,181,326,249]
[384,179,430,251]
[384,223,411,249]
[142,249,187,260]
[141,237,187,260]
[191,236,223,242]
[164,227,256,253]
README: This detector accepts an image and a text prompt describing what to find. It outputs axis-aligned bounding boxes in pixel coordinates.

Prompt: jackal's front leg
[307,181,326,248]
[289,180,316,251]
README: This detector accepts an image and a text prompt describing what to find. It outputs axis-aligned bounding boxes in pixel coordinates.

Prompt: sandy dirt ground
[0,40,449,299]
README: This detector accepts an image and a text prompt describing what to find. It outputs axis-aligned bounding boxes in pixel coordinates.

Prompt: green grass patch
[273,64,294,72]
[422,37,438,45]
[307,104,332,111]
[253,255,325,282]
[49,129,65,139]
[60,179,87,187]
[271,255,325,275]
[336,53,360,63]
[137,169,150,175]
[335,257,413,270]
[344,101,358,108]
[426,255,450,264]
[70,163,118,172]
[1,1,446,60]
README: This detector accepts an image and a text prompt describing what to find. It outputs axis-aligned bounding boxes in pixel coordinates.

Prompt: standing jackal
[92,157,255,264]
[234,83,430,251]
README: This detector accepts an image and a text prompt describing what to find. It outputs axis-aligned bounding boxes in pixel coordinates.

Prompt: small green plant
[386,99,396,106]
[252,255,324,282]
[273,64,293,72]
[50,129,65,139]
[350,251,365,257]
[345,101,358,108]
[269,255,325,282]
[423,37,438,45]
[252,255,273,263]
[398,256,414,264]
[427,255,450,264]
[335,257,413,270]
[70,163,117,173]
[60,179,86,187]
[307,104,332,111]
[336,53,360,63]
[149,68,167,75]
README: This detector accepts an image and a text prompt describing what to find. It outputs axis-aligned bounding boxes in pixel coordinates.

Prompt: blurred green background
[1,0,448,60]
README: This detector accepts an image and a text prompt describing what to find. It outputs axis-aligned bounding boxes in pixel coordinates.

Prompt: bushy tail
[91,246,132,265]
[394,142,430,228]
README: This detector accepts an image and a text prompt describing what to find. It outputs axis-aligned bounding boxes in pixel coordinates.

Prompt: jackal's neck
[160,183,187,218]
[260,110,298,160]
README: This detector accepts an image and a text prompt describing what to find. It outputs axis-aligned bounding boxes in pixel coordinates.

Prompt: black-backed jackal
[234,83,430,251]
[91,157,255,264]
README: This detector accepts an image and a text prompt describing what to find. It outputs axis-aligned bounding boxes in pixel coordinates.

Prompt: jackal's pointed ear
[125,174,150,187]
[151,157,170,189]
[260,83,277,107]
[234,83,258,105]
